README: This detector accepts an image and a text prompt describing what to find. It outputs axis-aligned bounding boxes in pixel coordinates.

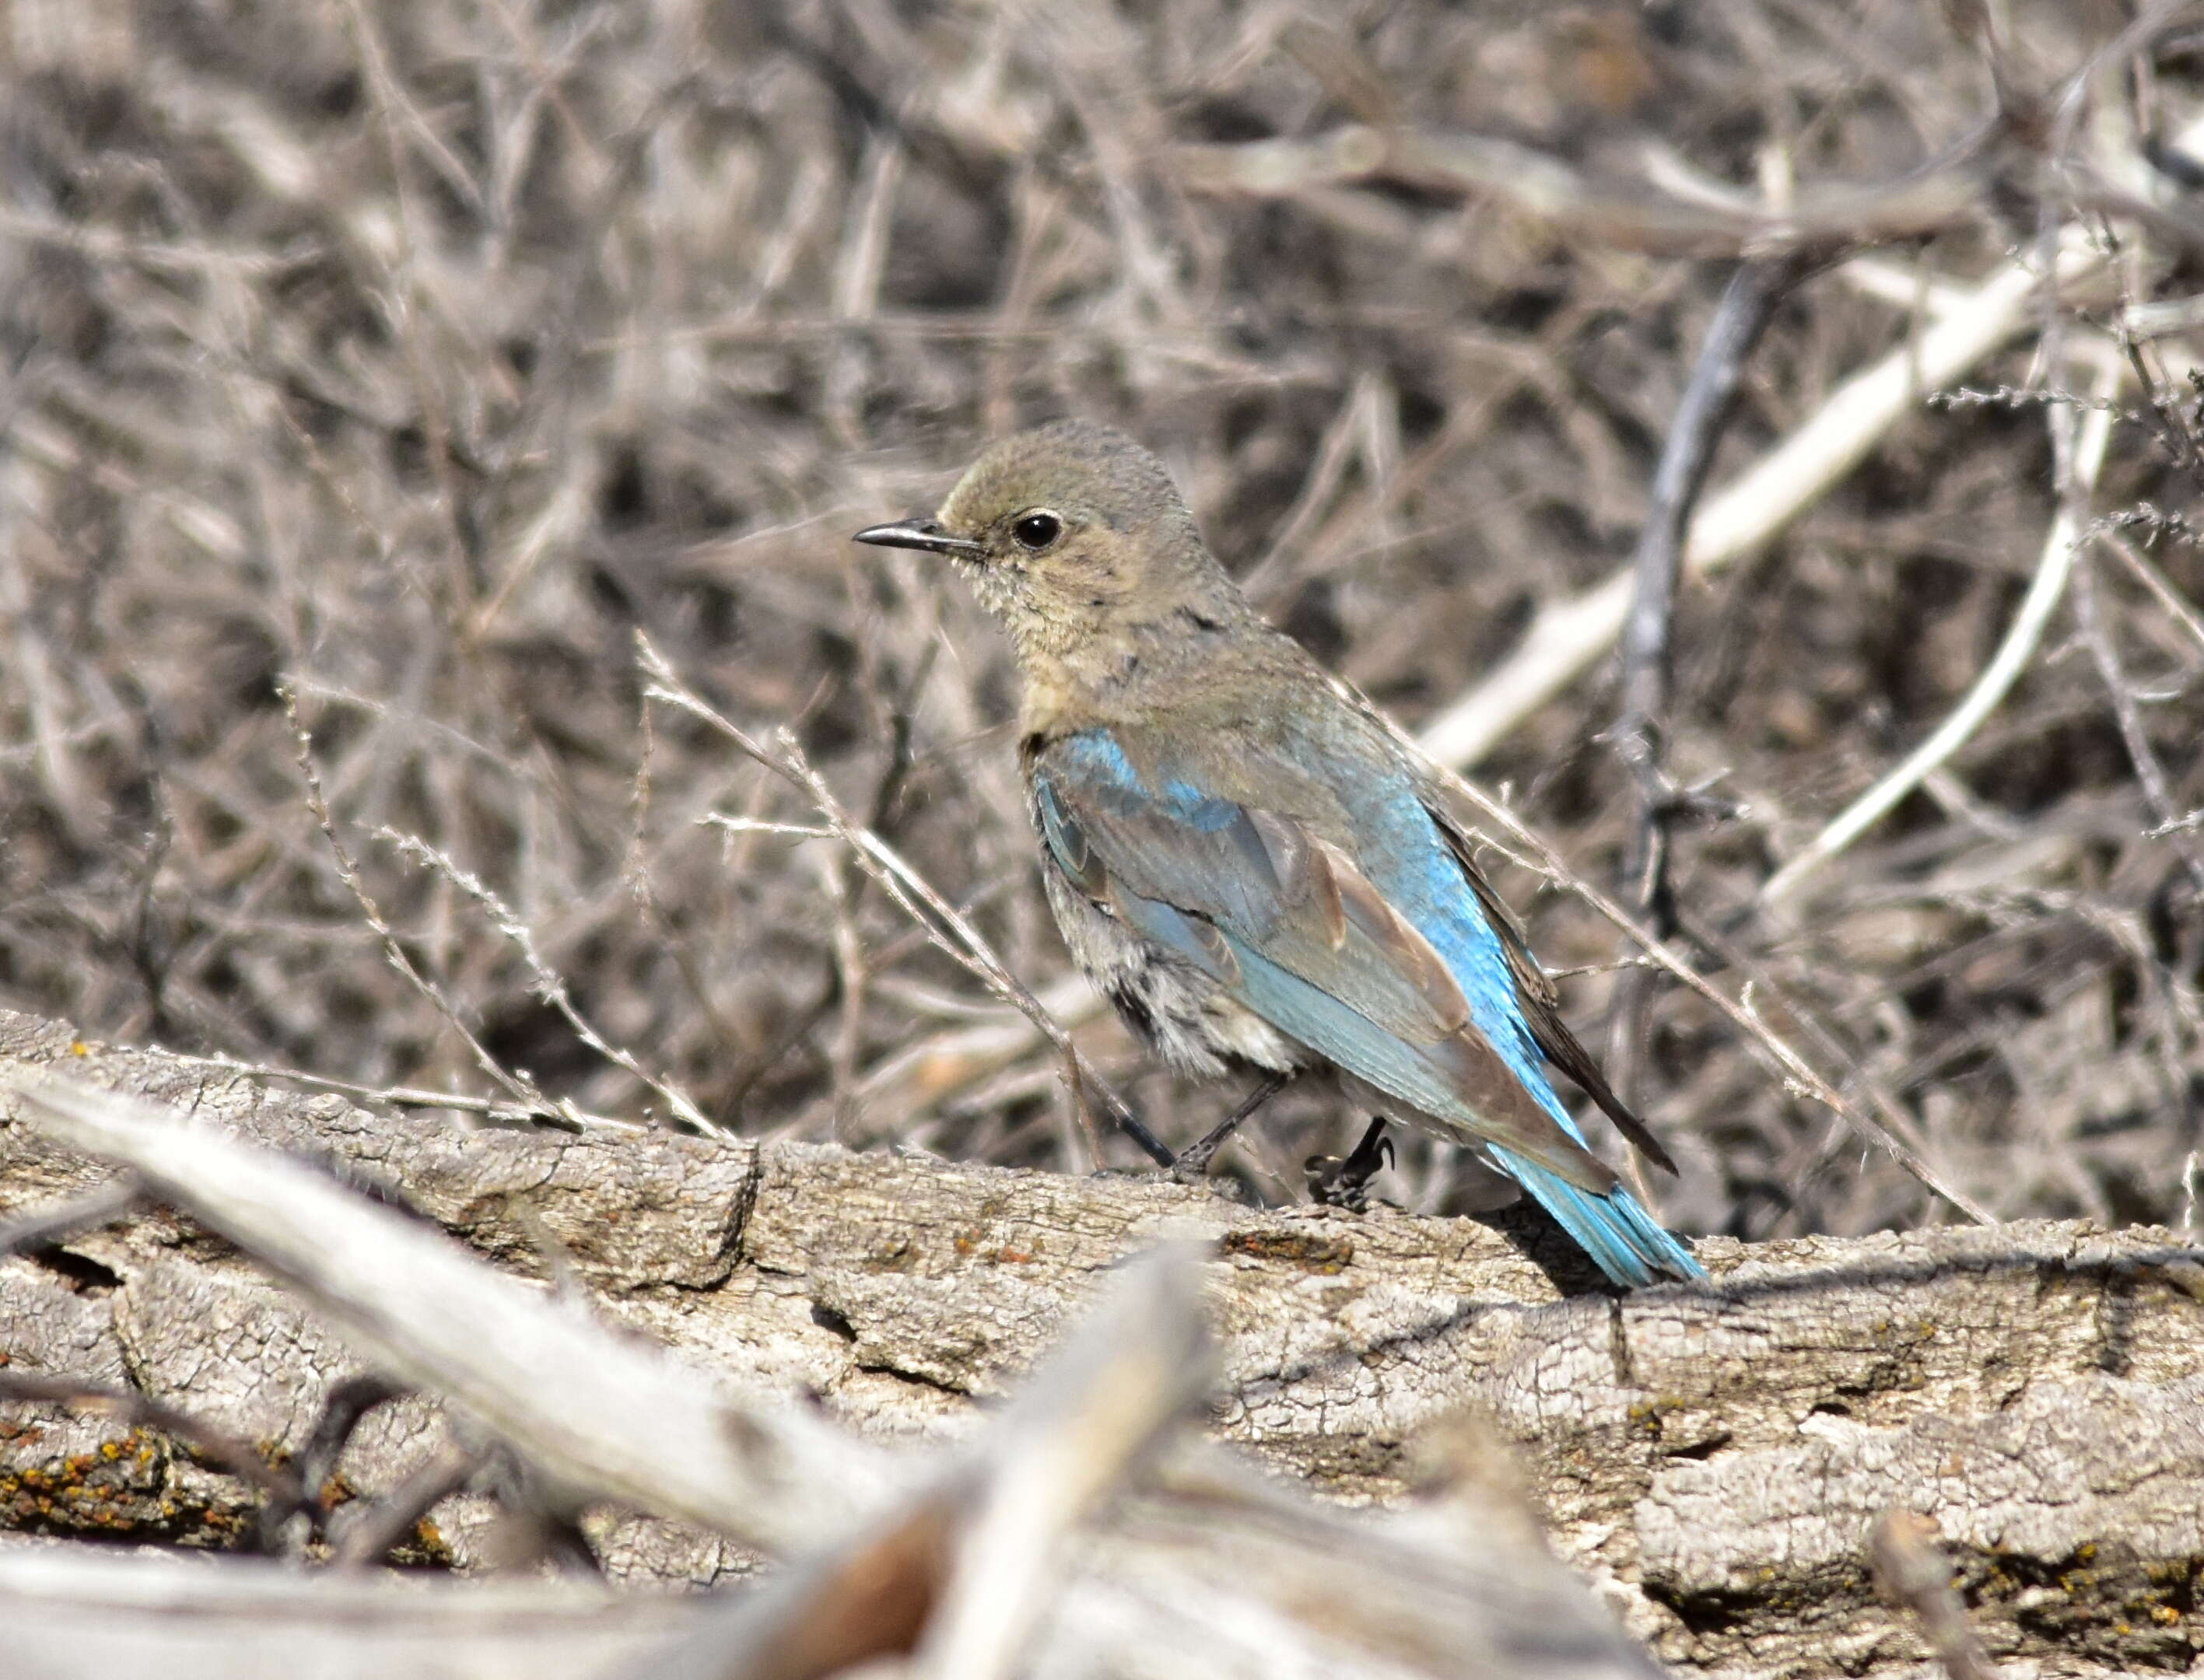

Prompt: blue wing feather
[1034,724,1701,1285]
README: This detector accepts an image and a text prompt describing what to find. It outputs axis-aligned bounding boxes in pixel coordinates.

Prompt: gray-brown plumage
[856,419,1698,1285]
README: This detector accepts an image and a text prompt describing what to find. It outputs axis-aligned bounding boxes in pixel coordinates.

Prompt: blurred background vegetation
[3,0,2200,1247]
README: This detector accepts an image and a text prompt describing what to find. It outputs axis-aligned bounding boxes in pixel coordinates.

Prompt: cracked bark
[3,1006,2202,1678]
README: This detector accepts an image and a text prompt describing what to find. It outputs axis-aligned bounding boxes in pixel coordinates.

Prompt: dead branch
[0,1021,1661,1680]
[5,1009,2203,1678]
[1604,255,1807,1108]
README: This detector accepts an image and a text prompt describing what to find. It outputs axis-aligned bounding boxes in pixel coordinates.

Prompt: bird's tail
[1488,1148,1703,1287]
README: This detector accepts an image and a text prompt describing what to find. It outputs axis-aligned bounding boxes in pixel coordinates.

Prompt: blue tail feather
[1488,1148,1703,1287]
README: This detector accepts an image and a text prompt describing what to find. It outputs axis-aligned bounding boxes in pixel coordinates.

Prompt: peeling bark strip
[4,1007,2204,1677]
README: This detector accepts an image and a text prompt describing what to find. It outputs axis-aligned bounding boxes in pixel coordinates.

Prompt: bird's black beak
[851,518,983,557]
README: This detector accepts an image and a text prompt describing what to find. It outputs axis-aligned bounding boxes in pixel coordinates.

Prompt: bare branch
[1604,256,1807,1108]
[279,682,547,1121]
[638,634,1172,1167]
[0,1176,139,1255]
[1870,1510,2003,1680]
[1172,124,1991,258]
[1761,361,2123,907]
[377,828,724,1136]
[0,1063,888,1551]
[0,1370,303,1512]
[1420,776,1994,1223]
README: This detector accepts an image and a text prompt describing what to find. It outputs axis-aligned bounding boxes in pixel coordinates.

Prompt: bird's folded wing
[1033,746,1613,1193]
[1416,779,1680,1176]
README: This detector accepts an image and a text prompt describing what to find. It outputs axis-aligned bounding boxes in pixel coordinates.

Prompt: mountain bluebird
[856,420,1701,1286]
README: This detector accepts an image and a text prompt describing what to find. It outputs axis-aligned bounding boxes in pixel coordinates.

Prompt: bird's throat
[1009,607,1227,737]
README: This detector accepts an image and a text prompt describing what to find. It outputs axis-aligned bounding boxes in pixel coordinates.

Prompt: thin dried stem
[378,828,724,1136]
[2070,549,2204,892]
[1762,361,2124,907]
[1870,1510,2003,1680]
[279,683,545,1118]
[1430,776,1994,1224]
[639,634,1169,1168]
[1605,255,1806,1110]
[0,1177,140,1255]
[1414,218,2142,771]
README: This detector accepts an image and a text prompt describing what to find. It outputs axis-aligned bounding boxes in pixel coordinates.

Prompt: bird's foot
[1168,1073,1290,1184]
[1168,1127,1232,1184]
[1306,1118,1393,1211]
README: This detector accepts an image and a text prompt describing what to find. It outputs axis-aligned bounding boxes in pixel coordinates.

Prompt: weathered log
[4,1006,2202,1677]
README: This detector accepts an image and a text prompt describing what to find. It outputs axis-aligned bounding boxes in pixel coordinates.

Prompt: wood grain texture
[4,1006,2202,1677]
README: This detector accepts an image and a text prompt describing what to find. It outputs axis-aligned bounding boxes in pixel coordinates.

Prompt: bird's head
[854,421,1251,698]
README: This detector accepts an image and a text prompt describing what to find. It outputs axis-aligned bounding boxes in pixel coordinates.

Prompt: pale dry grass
[3,0,2201,1246]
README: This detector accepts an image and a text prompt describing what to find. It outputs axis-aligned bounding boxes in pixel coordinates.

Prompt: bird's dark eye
[1011,511,1063,551]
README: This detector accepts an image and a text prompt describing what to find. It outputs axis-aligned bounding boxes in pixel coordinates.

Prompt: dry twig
[639,635,1171,1167]
[1761,361,2125,907]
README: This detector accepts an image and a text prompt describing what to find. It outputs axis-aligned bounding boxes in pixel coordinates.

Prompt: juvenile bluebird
[855,421,1701,1286]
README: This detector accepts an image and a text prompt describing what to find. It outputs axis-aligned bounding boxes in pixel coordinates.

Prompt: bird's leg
[1307,1118,1393,1210]
[1169,1072,1291,1181]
